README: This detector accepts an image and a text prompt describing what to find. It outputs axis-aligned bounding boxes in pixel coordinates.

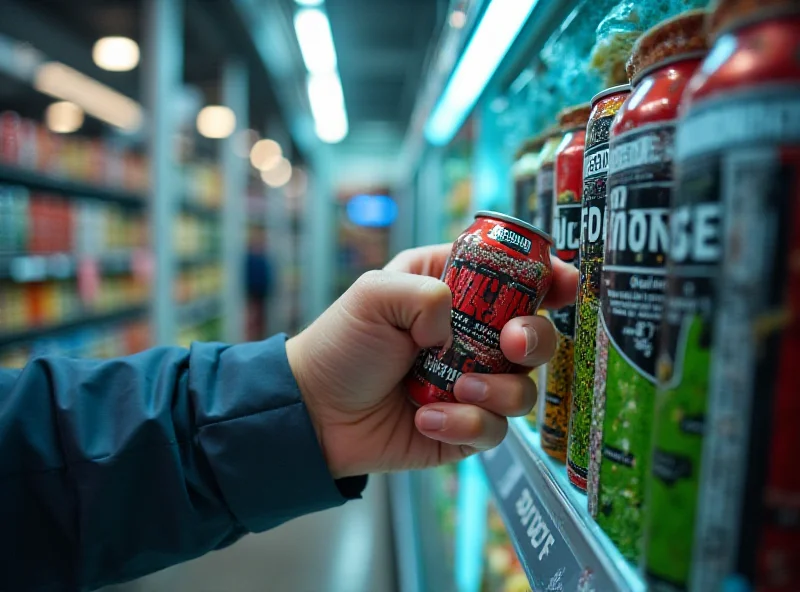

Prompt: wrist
[285,333,342,479]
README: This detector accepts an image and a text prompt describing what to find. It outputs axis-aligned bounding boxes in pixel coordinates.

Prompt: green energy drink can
[567,84,629,491]
[588,14,702,553]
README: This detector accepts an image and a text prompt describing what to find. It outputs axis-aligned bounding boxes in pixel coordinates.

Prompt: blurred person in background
[245,227,274,340]
[0,244,577,592]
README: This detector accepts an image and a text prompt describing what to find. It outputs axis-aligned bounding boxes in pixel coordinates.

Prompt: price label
[481,439,586,592]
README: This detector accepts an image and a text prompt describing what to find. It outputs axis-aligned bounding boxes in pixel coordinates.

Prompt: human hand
[286,243,578,478]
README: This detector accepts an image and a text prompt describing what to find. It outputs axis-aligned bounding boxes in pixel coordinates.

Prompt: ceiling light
[260,157,293,188]
[92,37,140,72]
[196,105,236,139]
[294,8,337,74]
[449,10,467,29]
[425,0,537,146]
[45,101,84,134]
[307,72,348,143]
[34,61,142,130]
[250,139,283,171]
[294,0,324,6]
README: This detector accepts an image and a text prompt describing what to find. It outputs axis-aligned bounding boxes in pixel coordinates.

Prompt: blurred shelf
[0,305,149,348]
[0,252,141,282]
[177,253,220,269]
[389,472,425,592]
[176,295,221,327]
[181,200,221,219]
[480,419,646,592]
[0,164,146,206]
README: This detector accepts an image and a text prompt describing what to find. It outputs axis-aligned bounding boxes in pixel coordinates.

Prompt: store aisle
[104,476,398,592]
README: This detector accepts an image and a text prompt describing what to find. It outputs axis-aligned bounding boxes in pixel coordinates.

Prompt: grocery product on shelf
[567,84,630,493]
[0,111,148,194]
[406,212,554,407]
[483,502,530,592]
[541,105,589,463]
[0,318,150,368]
[663,1,800,589]
[531,129,560,236]
[512,136,546,222]
[590,11,708,562]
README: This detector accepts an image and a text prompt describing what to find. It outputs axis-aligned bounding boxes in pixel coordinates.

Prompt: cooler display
[405,0,800,590]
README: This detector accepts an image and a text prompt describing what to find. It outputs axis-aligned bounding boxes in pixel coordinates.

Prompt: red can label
[407,216,553,406]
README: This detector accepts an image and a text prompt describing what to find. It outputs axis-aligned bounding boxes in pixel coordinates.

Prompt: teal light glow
[455,456,489,592]
[424,0,538,146]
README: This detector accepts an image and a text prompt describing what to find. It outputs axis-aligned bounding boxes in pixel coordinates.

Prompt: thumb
[344,270,453,349]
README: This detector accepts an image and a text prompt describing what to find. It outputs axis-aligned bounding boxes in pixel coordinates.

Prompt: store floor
[104,476,398,592]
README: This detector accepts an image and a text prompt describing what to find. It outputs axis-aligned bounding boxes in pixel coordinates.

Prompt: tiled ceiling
[326,0,446,140]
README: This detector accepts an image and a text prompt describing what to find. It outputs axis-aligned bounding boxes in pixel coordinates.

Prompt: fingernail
[523,323,539,357]
[419,409,447,431]
[458,376,488,402]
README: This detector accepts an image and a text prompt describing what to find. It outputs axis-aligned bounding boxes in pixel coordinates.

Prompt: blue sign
[346,194,398,228]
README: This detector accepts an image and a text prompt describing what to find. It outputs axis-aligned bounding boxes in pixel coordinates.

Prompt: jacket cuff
[190,335,366,533]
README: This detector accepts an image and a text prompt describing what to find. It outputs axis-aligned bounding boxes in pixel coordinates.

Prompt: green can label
[643,157,721,590]
[592,123,673,561]
[567,113,613,490]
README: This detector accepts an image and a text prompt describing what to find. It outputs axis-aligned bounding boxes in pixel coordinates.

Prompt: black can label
[568,112,614,486]
[591,123,674,561]
[551,202,581,335]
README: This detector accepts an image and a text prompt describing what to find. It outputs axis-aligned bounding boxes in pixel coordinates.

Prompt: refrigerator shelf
[480,418,645,592]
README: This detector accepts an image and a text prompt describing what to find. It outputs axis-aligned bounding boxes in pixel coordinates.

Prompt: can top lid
[590,84,631,107]
[708,0,800,39]
[474,210,554,244]
[627,10,709,85]
[557,103,592,129]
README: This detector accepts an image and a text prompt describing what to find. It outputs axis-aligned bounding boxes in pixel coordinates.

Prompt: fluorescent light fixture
[250,139,283,171]
[307,72,348,143]
[294,9,337,74]
[294,0,324,6]
[261,157,293,188]
[425,0,538,146]
[34,61,143,131]
[196,105,236,139]
[92,36,140,72]
[45,101,84,133]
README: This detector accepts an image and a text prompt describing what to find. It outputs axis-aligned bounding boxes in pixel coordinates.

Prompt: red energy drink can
[542,104,591,463]
[406,211,554,407]
[673,1,800,590]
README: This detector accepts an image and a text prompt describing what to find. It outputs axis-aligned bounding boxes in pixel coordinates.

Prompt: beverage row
[0,278,149,334]
[0,111,149,193]
[0,185,148,255]
[174,265,224,304]
[0,319,150,369]
[511,2,799,591]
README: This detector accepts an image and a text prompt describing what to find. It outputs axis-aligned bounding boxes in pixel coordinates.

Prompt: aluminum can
[588,10,709,564]
[406,211,554,407]
[512,135,546,222]
[540,104,591,462]
[566,84,630,491]
[667,2,800,590]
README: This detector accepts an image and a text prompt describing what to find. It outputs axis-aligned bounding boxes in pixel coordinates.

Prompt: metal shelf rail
[480,418,646,592]
[0,164,146,207]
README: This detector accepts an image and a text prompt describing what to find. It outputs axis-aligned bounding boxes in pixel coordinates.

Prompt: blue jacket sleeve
[0,335,366,592]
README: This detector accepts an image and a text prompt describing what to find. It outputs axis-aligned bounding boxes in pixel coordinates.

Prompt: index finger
[387,245,578,309]
[385,243,453,277]
[541,256,579,310]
